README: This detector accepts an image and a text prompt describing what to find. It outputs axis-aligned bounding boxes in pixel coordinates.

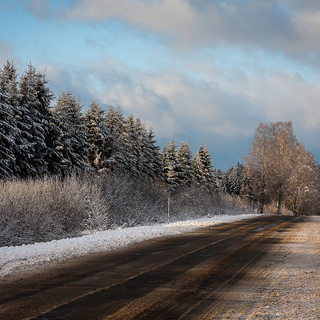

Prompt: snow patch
[0,214,260,278]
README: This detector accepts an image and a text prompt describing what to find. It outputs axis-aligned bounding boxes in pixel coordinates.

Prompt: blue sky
[1,0,320,169]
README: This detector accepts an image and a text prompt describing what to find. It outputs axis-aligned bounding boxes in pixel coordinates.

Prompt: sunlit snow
[0,214,261,278]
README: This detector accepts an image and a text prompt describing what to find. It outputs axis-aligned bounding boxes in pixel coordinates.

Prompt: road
[0,215,312,319]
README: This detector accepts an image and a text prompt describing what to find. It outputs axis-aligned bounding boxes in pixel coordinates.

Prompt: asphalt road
[0,215,303,319]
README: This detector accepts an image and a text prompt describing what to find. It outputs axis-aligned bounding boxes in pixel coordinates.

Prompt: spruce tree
[0,88,16,178]
[162,138,180,193]
[176,141,194,187]
[193,143,214,190]
[18,64,49,177]
[104,106,127,172]
[85,101,113,171]
[34,70,65,175]
[52,91,90,174]
[0,61,25,177]
[146,127,163,181]
[123,114,140,176]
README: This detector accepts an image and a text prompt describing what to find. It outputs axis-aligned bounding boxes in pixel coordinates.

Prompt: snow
[0,213,259,278]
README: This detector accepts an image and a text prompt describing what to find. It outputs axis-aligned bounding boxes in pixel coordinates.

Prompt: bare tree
[242,123,273,213]
[242,121,320,215]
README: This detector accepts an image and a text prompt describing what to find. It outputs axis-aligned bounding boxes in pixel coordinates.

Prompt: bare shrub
[0,173,257,247]
[0,176,106,246]
[96,173,168,228]
[170,184,257,221]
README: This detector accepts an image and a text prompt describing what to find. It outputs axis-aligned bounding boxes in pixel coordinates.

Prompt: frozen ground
[0,213,259,279]
[245,216,320,319]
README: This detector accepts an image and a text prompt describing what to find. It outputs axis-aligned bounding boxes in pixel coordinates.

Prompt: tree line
[0,61,242,195]
[1,62,319,215]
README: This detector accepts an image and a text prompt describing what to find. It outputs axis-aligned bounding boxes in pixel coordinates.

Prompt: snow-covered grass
[0,213,261,278]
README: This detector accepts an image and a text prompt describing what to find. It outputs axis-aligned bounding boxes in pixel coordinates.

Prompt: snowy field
[0,213,260,278]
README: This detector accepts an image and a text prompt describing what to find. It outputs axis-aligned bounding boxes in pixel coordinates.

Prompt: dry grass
[0,174,257,247]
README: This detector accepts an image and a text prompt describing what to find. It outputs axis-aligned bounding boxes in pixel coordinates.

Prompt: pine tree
[52,91,90,174]
[162,138,180,193]
[176,141,194,187]
[34,70,65,175]
[85,101,113,171]
[193,143,214,190]
[146,127,163,181]
[18,64,49,177]
[134,117,150,178]
[103,106,127,172]
[0,88,16,178]
[123,114,140,176]
[0,61,25,177]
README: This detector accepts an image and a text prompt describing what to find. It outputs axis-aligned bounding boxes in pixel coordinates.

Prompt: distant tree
[145,127,163,181]
[161,139,180,193]
[123,114,140,176]
[176,141,194,187]
[212,167,223,191]
[193,143,214,190]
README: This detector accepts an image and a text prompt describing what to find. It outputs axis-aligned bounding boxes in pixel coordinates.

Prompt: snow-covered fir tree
[0,61,26,177]
[85,101,113,172]
[161,138,180,193]
[225,162,244,196]
[134,117,152,179]
[52,91,90,174]
[193,143,214,190]
[103,106,127,172]
[34,70,65,176]
[123,114,140,176]
[212,167,223,191]
[145,127,163,181]
[0,87,16,178]
[176,141,194,187]
[17,64,50,177]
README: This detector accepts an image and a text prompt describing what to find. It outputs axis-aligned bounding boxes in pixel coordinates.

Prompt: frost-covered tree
[176,141,194,187]
[18,64,50,177]
[145,127,163,181]
[0,61,19,108]
[0,61,24,177]
[103,106,127,172]
[52,91,90,174]
[0,88,16,178]
[33,70,65,176]
[123,114,140,176]
[193,143,214,189]
[162,138,180,193]
[135,117,156,179]
[85,101,113,171]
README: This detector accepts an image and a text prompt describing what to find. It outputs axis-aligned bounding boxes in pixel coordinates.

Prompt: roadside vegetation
[1,61,319,247]
[0,174,254,247]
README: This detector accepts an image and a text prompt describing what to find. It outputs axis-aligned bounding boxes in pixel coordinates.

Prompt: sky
[1,0,320,169]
